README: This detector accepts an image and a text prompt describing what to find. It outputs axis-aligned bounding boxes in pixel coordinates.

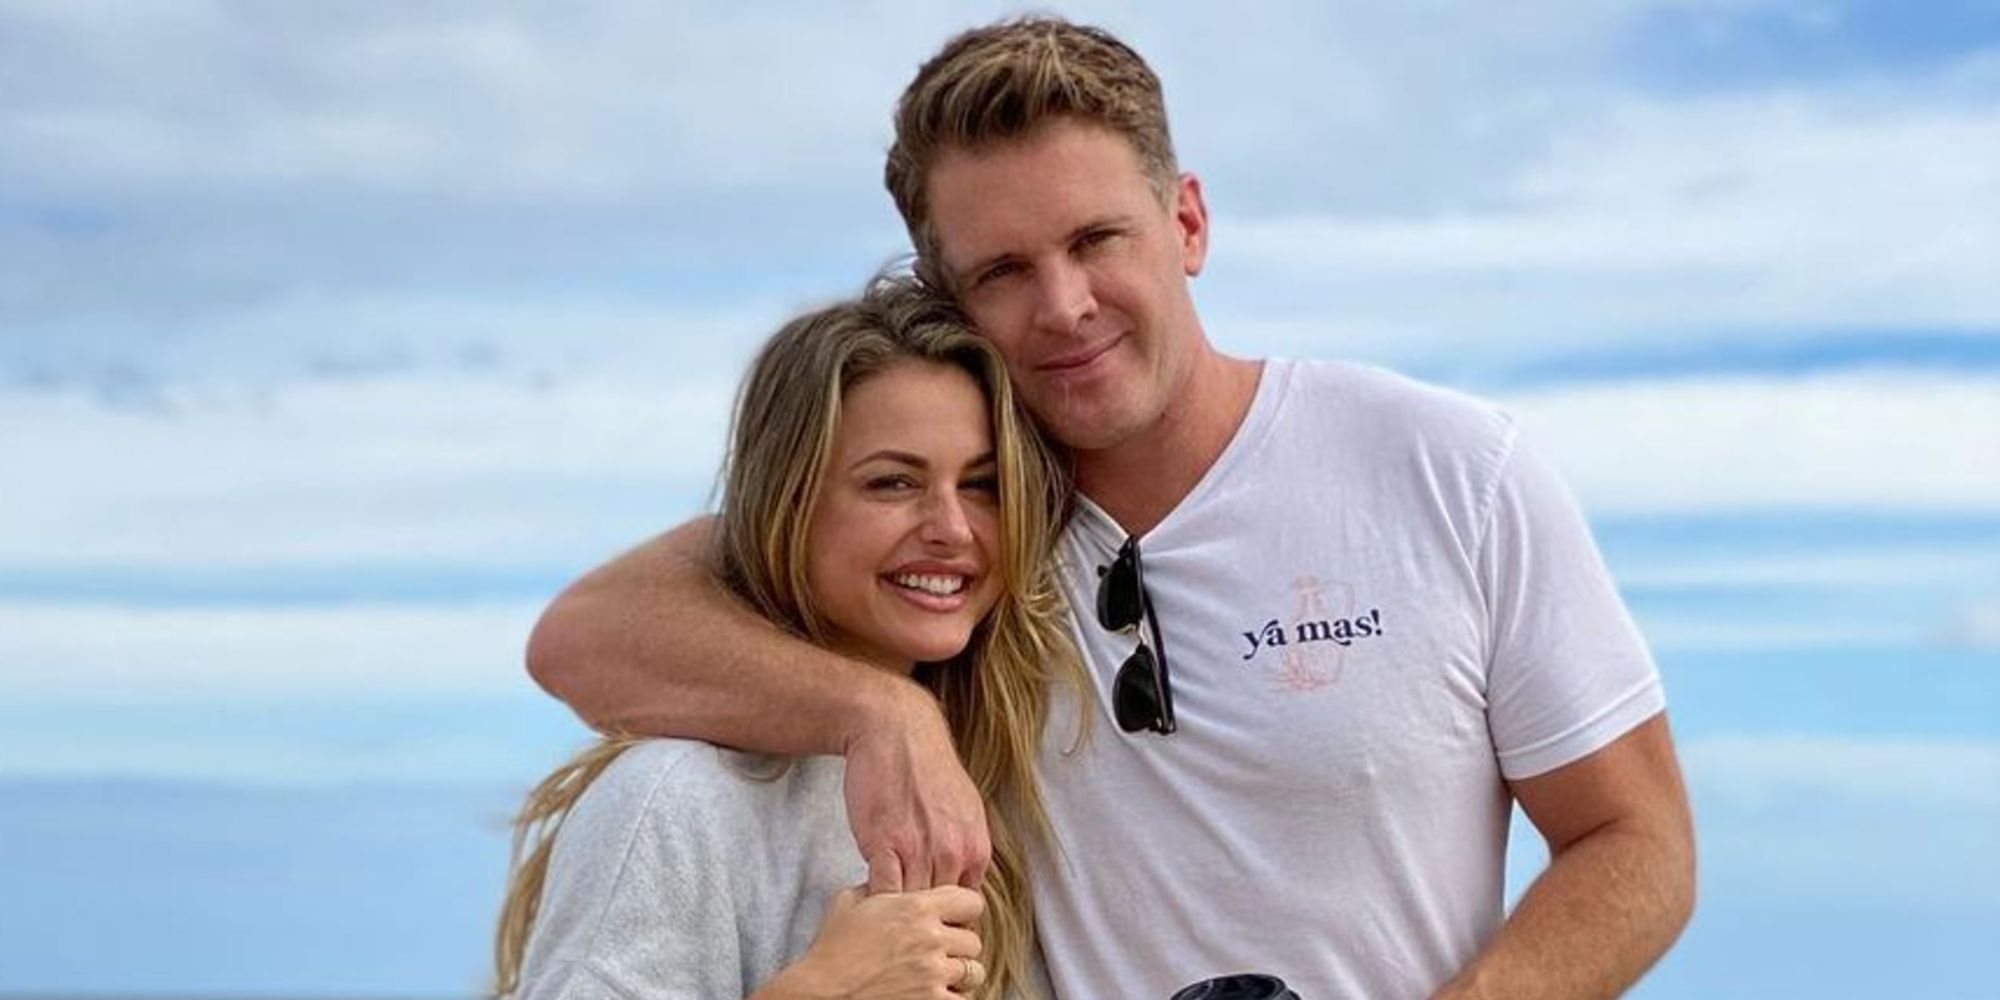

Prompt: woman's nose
[920,489,975,546]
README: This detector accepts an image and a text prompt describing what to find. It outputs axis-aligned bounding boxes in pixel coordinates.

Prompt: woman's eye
[962,475,1000,495]
[867,475,918,492]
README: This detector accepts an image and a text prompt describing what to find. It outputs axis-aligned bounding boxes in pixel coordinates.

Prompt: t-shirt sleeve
[514,747,749,1000]
[1478,429,1665,780]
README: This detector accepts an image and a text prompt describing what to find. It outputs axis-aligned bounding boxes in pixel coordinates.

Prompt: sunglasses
[1096,536,1177,734]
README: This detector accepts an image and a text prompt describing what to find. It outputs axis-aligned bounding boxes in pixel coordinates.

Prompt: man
[530,16,1694,999]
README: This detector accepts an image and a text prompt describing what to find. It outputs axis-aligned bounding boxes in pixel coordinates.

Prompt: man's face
[924,120,1209,453]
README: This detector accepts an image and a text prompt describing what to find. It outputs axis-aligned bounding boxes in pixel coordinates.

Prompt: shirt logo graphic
[1239,576,1384,692]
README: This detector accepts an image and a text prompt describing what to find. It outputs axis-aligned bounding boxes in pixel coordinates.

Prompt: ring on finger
[955,956,984,990]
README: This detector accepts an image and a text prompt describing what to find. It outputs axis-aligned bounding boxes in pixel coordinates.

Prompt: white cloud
[1936,600,2000,651]
[1213,68,2000,360]
[0,370,735,567]
[1675,732,2000,907]
[0,600,543,701]
[0,598,595,784]
[1686,733,2000,811]
[8,0,1931,366]
[1502,371,2000,514]
[4,367,1993,571]
[1614,546,2000,590]
[1619,544,2000,653]
[1640,617,1932,652]
[4,3,1995,577]
[4,1,1759,200]
[0,2,937,200]
[0,2,954,330]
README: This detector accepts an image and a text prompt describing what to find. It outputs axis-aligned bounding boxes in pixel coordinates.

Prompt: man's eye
[1076,228,1117,251]
[975,262,1023,286]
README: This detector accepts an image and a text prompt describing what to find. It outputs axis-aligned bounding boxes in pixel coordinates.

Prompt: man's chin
[1038,404,1149,453]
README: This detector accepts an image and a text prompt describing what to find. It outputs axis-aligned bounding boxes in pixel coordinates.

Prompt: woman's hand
[759,884,987,999]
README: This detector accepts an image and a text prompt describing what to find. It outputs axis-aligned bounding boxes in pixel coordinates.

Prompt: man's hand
[844,683,992,892]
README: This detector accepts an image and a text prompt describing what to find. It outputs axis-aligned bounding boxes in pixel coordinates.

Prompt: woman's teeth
[892,573,966,596]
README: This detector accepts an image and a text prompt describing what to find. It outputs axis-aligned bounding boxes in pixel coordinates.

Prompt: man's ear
[1174,172,1210,277]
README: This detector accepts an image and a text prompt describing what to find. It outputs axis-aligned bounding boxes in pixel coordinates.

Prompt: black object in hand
[1170,973,1300,1000]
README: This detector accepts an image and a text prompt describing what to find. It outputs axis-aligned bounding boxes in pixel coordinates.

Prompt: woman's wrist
[749,962,835,1000]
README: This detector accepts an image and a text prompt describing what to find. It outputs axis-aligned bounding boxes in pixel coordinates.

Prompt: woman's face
[806,360,1004,671]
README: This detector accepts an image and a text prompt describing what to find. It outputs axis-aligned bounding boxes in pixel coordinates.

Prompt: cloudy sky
[1,2,1996,998]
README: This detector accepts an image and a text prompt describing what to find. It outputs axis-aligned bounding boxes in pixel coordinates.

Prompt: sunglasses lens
[1096,548,1144,632]
[1113,646,1162,733]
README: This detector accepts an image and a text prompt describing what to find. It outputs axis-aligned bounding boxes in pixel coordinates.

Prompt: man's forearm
[1430,818,1695,1000]
[528,518,995,889]
[526,518,912,755]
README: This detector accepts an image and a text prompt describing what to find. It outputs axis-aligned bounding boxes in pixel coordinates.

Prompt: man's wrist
[835,667,944,758]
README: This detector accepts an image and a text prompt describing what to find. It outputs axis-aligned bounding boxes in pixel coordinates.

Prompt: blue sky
[1,1,1996,997]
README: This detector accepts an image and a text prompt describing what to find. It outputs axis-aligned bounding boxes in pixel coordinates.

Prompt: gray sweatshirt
[512,739,864,1000]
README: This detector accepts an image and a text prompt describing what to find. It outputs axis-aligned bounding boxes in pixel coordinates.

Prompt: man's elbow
[524,590,600,721]
[1663,822,1698,937]
[1632,806,1698,951]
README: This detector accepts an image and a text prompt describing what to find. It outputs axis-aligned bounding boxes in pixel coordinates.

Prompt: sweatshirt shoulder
[558,740,764,845]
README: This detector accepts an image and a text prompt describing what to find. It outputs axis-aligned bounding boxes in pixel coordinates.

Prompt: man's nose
[1031,258,1097,334]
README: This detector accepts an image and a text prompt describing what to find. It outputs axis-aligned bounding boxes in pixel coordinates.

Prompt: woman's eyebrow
[849,449,928,471]
[848,450,999,472]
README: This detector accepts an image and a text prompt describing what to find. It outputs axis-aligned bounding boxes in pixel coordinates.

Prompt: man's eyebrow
[1070,214,1134,238]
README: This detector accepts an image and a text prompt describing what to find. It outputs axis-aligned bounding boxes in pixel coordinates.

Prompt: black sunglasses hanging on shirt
[1096,536,1177,734]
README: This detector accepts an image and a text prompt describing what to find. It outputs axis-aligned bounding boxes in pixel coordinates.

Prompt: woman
[493,273,1082,999]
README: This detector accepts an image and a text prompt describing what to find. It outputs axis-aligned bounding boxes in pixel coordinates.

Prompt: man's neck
[1073,350,1263,537]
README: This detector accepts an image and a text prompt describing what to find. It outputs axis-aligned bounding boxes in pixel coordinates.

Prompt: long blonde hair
[493,271,1082,998]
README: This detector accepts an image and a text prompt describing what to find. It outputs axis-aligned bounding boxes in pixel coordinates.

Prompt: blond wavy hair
[493,271,1082,999]
[885,15,1179,288]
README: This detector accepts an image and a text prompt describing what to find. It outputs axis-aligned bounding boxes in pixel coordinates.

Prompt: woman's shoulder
[566,741,842,842]
[574,739,757,830]
[536,740,771,911]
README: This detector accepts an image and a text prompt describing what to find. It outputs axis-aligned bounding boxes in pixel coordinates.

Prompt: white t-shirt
[511,741,862,1000]
[1032,359,1664,1000]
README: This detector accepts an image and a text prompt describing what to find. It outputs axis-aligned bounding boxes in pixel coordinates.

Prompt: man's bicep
[1510,712,1692,855]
